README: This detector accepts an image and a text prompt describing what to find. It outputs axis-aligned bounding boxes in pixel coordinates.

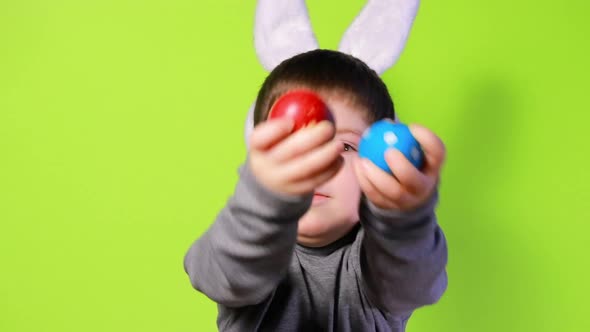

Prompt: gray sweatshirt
[184,160,447,331]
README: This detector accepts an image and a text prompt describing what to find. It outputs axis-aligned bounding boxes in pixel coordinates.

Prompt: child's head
[253,49,396,247]
[253,49,395,126]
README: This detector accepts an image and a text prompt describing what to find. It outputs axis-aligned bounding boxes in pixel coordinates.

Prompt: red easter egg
[268,90,334,131]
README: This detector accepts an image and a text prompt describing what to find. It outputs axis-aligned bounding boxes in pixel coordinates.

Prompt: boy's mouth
[312,192,330,204]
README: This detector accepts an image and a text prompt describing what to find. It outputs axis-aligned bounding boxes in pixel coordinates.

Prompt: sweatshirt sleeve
[183,158,313,307]
[357,191,448,316]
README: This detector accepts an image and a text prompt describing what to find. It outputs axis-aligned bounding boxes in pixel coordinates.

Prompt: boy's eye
[343,143,357,152]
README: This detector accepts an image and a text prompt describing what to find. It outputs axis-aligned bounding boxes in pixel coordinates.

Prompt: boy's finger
[282,140,342,181]
[362,157,421,210]
[360,158,404,203]
[408,124,446,177]
[352,158,376,198]
[292,156,343,194]
[384,149,429,195]
[353,158,391,208]
[269,121,335,162]
[249,118,295,151]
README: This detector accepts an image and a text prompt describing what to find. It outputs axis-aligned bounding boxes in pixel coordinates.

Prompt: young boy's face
[296,92,370,247]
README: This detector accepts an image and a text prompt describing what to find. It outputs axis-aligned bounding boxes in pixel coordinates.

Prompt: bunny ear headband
[244,0,420,147]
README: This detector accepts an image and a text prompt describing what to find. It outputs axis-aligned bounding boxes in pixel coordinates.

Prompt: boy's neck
[296,224,360,256]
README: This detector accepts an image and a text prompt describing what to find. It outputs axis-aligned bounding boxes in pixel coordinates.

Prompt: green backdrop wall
[1,1,588,331]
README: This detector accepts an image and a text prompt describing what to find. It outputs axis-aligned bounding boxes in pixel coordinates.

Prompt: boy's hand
[353,124,446,212]
[249,118,344,196]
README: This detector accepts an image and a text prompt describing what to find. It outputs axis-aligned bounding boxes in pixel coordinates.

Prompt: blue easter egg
[358,119,424,174]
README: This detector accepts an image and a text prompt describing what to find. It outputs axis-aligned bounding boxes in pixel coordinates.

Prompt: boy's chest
[248,250,403,331]
[217,241,406,332]
[293,250,342,316]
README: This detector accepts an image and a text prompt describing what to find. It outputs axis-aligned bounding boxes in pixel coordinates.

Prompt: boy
[184,49,447,331]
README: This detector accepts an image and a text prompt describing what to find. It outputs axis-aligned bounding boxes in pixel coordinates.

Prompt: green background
[1,0,588,331]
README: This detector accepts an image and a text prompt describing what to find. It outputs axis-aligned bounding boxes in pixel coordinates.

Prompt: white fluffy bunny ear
[245,0,319,146]
[338,0,420,75]
[254,0,320,72]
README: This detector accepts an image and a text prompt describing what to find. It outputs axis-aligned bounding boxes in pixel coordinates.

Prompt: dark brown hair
[253,49,395,125]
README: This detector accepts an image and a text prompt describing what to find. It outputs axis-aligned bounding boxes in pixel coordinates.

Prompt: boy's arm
[184,159,312,307]
[357,190,448,316]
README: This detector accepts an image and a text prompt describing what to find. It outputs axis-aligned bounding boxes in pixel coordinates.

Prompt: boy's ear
[338,0,420,75]
[244,102,255,149]
[254,0,319,72]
